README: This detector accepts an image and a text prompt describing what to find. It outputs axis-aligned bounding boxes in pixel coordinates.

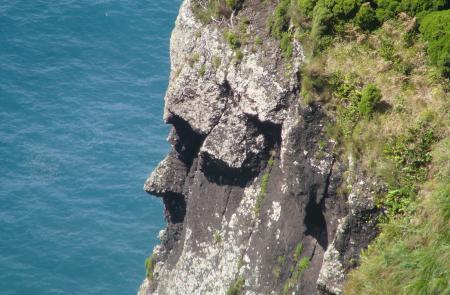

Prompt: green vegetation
[226,276,245,295]
[282,243,310,295]
[381,119,437,218]
[345,166,450,294]
[291,5,449,292]
[187,52,200,68]
[145,254,157,280]
[192,0,245,24]
[225,31,242,50]
[212,56,221,69]
[273,255,286,282]
[223,16,250,62]
[254,156,275,218]
[198,64,206,77]
[213,230,222,243]
[420,10,450,78]
[254,169,270,217]
[358,84,382,118]
[266,0,449,75]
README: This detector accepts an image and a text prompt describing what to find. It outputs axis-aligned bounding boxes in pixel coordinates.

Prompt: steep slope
[138,1,382,294]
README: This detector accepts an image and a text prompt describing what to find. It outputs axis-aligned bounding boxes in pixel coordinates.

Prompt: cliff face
[139,1,380,294]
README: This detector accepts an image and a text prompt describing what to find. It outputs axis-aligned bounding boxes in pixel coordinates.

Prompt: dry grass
[319,18,449,171]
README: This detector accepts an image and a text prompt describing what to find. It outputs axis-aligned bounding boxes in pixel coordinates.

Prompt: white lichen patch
[267,202,281,229]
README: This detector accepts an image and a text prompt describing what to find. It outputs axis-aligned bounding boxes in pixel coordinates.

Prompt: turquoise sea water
[0,1,181,294]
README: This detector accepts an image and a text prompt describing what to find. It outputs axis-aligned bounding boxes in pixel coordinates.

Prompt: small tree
[355,3,379,31]
[358,84,382,118]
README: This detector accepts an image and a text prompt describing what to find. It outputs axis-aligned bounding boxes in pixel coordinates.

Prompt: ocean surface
[0,1,181,294]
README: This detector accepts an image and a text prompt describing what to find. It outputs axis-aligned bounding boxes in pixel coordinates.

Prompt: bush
[323,0,362,19]
[225,31,242,50]
[297,0,318,18]
[401,0,449,16]
[145,254,156,280]
[280,32,294,58]
[358,84,382,118]
[311,2,334,45]
[420,10,450,78]
[270,0,291,39]
[227,276,245,295]
[354,3,379,31]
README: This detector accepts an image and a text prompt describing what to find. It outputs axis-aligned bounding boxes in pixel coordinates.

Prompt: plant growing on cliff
[191,0,246,24]
[380,119,437,218]
[226,276,245,295]
[358,84,382,118]
[145,254,157,281]
[282,243,310,295]
[254,157,274,218]
[420,10,450,78]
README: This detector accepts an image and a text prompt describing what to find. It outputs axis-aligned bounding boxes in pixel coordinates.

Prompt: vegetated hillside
[140,0,449,294]
[266,1,450,293]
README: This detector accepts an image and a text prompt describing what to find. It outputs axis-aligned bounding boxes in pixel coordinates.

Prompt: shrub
[234,49,244,62]
[280,32,294,58]
[311,2,334,46]
[354,3,379,31]
[297,0,318,18]
[270,0,291,39]
[212,56,221,69]
[358,84,382,118]
[323,0,362,19]
[198,65,206,77]
[420,10,450,78]
[145,254,157,280]
[225,31,242,50]
[227,276,245,295]
[382,120,437,217]
[374,0,401,21]
[401,0,449,16]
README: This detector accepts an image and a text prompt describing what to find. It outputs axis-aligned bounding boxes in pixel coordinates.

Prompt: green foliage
[225,31,242,50]
[254,35,263,46]
[198,64,206,77]
[358,84,382,118]
[322,0,362,18]
[354,3,379,31]
[188,53,200,68]
[331,73,362,137]
[234,49,244,62]
[381,120,437,217]
[254,157,274,218]
[311,2,334,44]
[375,0,449,21]
[145,254,157,280]
[345,179,450,294]
[280,32,294,58]
[227,276,245,295]
[297,0,318,18]
[273,255,286,281]
[270,0,291,39]
[213,231,222,243]
[293,243,303,261]
[212,56,221,69]
[282,243,310,295]
[191,0,246,23]
[420,10,450,78]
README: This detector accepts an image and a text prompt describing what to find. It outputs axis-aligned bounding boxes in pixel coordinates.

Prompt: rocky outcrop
[139,1,379,294]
